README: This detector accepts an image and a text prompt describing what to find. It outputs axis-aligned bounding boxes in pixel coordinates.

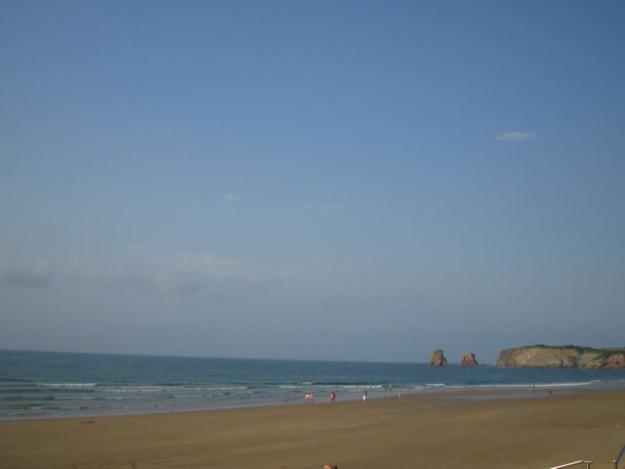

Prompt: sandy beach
[1,389,624,469]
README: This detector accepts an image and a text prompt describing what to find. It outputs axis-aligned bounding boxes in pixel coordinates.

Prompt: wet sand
[1,389,624,469]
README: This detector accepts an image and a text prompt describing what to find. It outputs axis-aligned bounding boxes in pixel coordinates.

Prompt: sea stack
[460,352,478,367]
[429,349,448,367]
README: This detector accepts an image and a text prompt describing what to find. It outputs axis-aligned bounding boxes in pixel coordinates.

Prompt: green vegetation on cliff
[496,345,625,368]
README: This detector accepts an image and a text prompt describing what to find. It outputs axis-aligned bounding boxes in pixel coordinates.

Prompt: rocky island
[429,349,448,366]
[496,344,625,368]
[460,352,479,367]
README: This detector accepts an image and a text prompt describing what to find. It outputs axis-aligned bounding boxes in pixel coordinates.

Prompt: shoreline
[3,387,625,469]
[5,350,625,422]
[0,380,607,423]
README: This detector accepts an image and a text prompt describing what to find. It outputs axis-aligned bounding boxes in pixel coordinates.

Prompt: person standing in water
[362,390,368,403]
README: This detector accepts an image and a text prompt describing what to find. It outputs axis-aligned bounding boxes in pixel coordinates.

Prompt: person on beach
[330,391,336,403]
[362,390,368,403]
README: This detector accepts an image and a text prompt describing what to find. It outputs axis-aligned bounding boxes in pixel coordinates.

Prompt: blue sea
[2,349,625,420]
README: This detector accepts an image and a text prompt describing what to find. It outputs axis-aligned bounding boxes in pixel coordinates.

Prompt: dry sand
[1,389,625,469]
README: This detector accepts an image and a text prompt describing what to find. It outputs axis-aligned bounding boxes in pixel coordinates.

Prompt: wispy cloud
[495,131,537,142]
[306,202,347,212]
[77,268,149,290]
[157,253,256,277]
[1,251,274,298]
[0,258,54,288]
[223,194,237,202]
[127,244,149,252]
[76,252,268,297]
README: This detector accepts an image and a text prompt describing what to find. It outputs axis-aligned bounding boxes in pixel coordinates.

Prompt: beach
[1,389,624,469]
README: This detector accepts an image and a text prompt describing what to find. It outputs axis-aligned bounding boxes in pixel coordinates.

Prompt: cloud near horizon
[495,131,537,142]
[0,252,268,297]
[0,258,54,288]
[76,252,269,297]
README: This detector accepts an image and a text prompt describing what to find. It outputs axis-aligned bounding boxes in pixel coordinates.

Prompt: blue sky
[1,0,624,363]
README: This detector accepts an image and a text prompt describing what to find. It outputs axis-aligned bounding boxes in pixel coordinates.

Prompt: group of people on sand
[305,390,368,403]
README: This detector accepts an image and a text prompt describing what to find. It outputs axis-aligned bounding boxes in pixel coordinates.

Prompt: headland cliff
[496,345,625,368]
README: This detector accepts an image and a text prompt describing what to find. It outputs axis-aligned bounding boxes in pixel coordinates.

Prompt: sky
[1,0,624,363]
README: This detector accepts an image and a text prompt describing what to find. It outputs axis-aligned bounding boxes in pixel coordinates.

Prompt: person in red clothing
[330,391,336,403]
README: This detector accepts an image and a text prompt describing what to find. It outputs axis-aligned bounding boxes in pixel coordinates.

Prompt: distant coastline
[496,344,625,368]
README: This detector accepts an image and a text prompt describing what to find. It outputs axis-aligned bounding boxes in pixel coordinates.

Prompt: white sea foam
[38,383,97,388]
[103,386,175,393]
[205,386,249,391]
[101,385,250,394]
[450,381,601,390]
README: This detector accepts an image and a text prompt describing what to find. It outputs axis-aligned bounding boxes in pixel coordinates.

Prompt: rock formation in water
[460,352,478,367]
[429,349,448,367]
[496,345,625,368]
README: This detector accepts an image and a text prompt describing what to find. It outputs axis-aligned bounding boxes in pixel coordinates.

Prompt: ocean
[2,349,625,420]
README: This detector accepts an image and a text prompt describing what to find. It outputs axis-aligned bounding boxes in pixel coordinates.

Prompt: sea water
[2,349,625,419]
